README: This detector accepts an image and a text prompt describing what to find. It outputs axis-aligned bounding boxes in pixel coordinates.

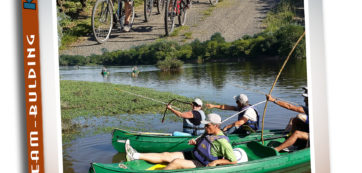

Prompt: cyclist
[168,0,191,12]
[122,0,133,32]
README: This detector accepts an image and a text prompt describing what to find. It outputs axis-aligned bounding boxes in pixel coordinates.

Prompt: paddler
[266,87,309,152]
[125,113,237,169]
[206,94,259,134]
[167,98,206,136]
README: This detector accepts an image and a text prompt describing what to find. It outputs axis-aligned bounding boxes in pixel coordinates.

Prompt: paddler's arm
[166,105,194,118]
[207,159,237,167]
[206,104,237,111]
[223,117,248,131]
[266,95,305,113]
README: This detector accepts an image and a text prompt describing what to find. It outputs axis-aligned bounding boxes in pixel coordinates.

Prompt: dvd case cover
[22,0,327,172]
[22,1,45,172]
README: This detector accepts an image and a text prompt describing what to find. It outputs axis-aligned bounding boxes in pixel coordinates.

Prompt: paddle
[260,31,306,144]
[162,99,192,123]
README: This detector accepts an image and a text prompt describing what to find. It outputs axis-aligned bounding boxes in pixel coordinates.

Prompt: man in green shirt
[125,113,237,170]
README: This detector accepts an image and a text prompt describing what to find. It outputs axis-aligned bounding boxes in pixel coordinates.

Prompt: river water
[60,59,309,172]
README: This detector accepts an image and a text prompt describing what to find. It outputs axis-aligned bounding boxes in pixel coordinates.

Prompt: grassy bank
[60,80,216,130]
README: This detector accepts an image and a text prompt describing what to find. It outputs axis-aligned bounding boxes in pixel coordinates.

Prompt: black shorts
[182,150,204,167]
[182,150,194,160]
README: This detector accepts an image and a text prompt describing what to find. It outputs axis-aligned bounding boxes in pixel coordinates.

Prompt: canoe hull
[112,129,286,153]
[91,137,310,173]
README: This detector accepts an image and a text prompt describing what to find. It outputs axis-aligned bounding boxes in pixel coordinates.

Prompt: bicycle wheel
[165,0,176,36]
[178,0,187,26]
[209,0,218,6]
[92,0,113,43]
[157,0,165,14]
[144,0,153,22]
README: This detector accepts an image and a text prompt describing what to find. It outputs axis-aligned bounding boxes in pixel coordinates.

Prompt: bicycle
[145,0,167,22]
[144,0,154,22]
[164,0,188,36]
[92,0,135,43]
[156,0,166,14]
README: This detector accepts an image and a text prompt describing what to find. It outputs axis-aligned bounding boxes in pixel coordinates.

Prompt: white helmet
[233,148,248,163]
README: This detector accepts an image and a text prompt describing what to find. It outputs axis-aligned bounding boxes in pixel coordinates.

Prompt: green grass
[60,80,219,140]
[170,26,190,37]
[184,32,192,39]
[60,80,217,122]
[203,7,215,16]
[61,80,189,119]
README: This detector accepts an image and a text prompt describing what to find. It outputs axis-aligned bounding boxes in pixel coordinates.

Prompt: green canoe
[90,137,310,172]
[112,128,286,153]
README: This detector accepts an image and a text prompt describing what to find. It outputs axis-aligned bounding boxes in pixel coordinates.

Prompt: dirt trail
[60,0,276,56]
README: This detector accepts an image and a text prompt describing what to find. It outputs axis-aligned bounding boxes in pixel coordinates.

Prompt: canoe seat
[239,141,279,161]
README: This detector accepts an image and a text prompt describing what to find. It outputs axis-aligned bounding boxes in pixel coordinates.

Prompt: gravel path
[60,0,277,56]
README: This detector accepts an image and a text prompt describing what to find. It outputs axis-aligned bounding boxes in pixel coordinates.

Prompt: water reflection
[206,63,228,89]
[112,152,126,163]
[157,70,183,81]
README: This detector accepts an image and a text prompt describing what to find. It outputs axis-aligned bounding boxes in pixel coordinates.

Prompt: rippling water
[60,60,309,172]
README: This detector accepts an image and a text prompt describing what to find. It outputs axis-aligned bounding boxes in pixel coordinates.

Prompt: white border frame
[39,0,63,172]
[37,0,340,172]
[304,0,330,172]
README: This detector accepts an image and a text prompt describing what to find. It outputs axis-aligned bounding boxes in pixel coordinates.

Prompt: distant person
[167,98,206,136]
[101,67,108,75]
[125,113,237,169]
[131,66,139,77]
[206,94,259,134]
[266,88,309,152]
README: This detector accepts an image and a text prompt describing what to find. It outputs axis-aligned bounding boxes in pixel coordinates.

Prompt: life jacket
[192,135,230,166]
[237,106,259,131]
[183,110,205,136]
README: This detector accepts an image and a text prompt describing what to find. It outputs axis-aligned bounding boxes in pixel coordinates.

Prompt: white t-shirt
[243,108,257,121]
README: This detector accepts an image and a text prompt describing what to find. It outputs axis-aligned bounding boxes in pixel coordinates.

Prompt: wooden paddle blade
[162,99,176,123]
[161,105,170,123]
[161,109,167,123]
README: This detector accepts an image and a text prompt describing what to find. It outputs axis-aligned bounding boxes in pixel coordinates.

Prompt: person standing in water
[131,66,139,77]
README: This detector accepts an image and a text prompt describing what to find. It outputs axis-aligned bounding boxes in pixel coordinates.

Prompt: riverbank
[60,80,216,131]
[59,0,305,67]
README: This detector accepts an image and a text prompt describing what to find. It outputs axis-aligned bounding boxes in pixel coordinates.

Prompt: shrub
[156,57,184,71]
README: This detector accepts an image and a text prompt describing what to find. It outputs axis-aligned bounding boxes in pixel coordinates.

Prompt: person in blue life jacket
[124,113,237,170]
[266,88,309,152]
[167,98,206,136]
[206,94,259,134]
